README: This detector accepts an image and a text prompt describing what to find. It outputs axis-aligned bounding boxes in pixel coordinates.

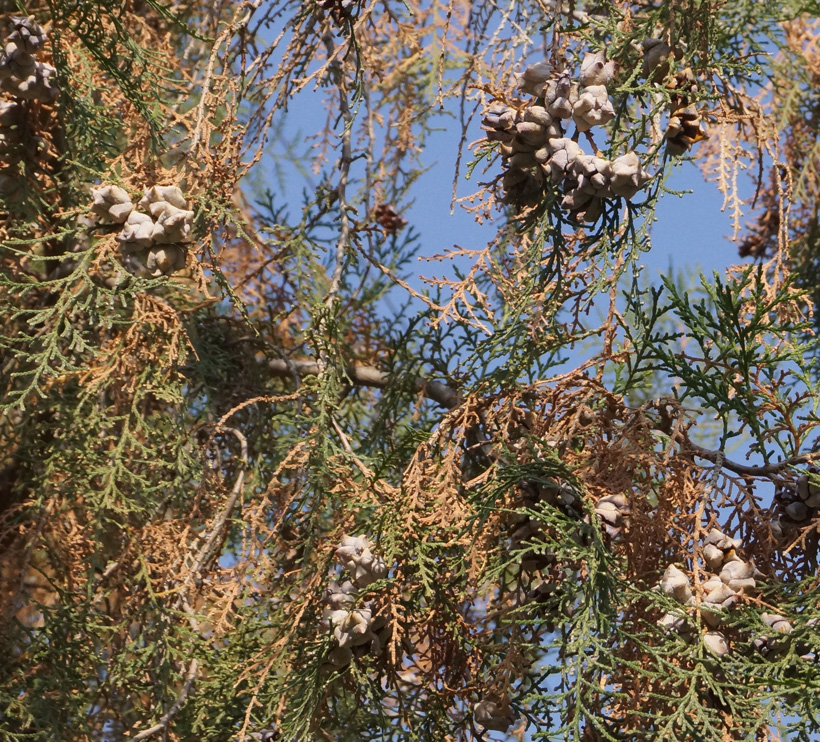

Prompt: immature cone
[139,185,189,210]
[666,105,706,155]
[501,167,543,206]
[13,62,58,101]
[668,67,699,109]
[568,154,613,196]
[117,211,154,248]
[700,577,738,628]
[562,153,613,221]
[658,611,687,634]
[336,534,388,587]
[543,74,577,120]
[1,41,35,79]
[594,493,630,537]
[332,607,374,648]
[139,185,194,243]
[718,558,755,584]
[482,102,516,142]
[336,534,371,565]
[325,645,353,668]
[151,204,193,244]
[561,186,594,215]
[515,119,550,148]
[702,579,736,607]
[323,580,357,610]
[516,106,561,145]
[796,465,820,508]
[146,245,186,276]
[0,17,59,102]
[119,250,150,278]
[547,137,582,183]
[774,481,816,527]
[0,100,19,126]
[762,613,793,634]
[641,38,678,82]
[322,597,390,669]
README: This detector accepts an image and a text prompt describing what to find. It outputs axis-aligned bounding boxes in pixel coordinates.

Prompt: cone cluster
[640,39,706,156]
[773,465,820,537]
[511,481,631,610]
[481,51,650,219]
[321,535,391,670]
[0,17,57,102]
[654,528,819,661]
[0,18,58,196]
[658,529,761,648]
[89,184,193,277]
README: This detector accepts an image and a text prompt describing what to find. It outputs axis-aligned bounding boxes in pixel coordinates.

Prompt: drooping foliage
[2,1,820,741]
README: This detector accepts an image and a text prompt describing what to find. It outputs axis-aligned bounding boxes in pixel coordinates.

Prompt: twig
[325,36,353,310]
[353,243,444,312]
[128,429,248,741]
[331,417,375,479]
[314,32,355,375]
[188,426,249,579]
[130,657,199,741]
[190,0,262,158]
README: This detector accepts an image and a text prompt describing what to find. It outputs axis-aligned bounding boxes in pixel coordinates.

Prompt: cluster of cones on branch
[89,184,194,278]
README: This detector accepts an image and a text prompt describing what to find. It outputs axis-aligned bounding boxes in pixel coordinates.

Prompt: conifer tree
[1,1,820,740]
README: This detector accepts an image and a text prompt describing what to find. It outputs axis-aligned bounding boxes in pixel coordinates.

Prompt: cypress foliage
[1,1,819,740]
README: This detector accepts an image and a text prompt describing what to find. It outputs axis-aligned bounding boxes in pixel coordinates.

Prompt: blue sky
[271,109,744,297]
[403,125,743,286]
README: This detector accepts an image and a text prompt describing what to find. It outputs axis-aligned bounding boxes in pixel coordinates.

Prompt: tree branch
[268,359,461,409]
[130,658,199,741]
[688,443,820,478]
[187,426,249,579]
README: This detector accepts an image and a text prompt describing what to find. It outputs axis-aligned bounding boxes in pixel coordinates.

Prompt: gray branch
[688,443,820,478]
[268,359,461,409]
[130,658,199,741]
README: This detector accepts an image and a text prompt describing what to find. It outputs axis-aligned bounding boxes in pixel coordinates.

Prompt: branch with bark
[268,359,462,409]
